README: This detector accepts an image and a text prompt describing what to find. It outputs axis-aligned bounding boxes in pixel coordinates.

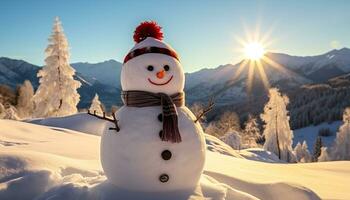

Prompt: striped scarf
[121,90,184,143]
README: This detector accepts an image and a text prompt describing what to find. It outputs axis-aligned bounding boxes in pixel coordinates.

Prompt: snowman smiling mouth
[148,75,173,86]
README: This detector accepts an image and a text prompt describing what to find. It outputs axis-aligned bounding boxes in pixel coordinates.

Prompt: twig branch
[194,98,214,123]
[87,110,120,132]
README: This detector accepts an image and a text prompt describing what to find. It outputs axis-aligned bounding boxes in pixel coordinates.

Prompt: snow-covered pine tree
[301,141,312,162]
[261,88,295,162]
[33,17,81,117]
[312,136,323,162]
[294,142,303,161]
[318,147,331,162]
[242,115,260,148]
[332,107,350,160]
[16,80,34,118]
[89,93,103,115]
[2,103,20,120]
[294,141,311,163]
[0,102,5,118]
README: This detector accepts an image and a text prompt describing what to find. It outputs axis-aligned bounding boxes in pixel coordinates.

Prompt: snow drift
[1,118,349,199]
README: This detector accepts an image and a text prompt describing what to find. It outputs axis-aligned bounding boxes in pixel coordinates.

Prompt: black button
[159,130,163,139]
[157,113,163,122]
[159,174,169,183]
[161,150,172,160]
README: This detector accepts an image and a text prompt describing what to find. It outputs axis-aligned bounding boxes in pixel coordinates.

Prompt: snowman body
[101,105,206,191]
[100,22,206,192]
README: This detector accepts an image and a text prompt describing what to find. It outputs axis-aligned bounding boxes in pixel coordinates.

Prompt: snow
[28,113,107,136]
[238,148,282,163]
[205,151,349,200]
[205,134,243,158]
[28,113,277,163]
[1,118,349,199]
[293,121,342,151]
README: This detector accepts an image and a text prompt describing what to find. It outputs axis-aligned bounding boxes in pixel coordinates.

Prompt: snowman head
[121,21,185,95]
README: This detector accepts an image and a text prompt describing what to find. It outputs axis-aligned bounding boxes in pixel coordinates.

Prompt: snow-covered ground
[293,121,342,151]
[1,117,349,200]
[28,113,107,136]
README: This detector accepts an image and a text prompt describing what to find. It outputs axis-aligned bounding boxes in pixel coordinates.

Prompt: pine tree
[2,103,20,120]
[294,141,311,163]
[318,147,330,162]
[242,115,260,148]
[261,88,295,162]
[294,142,303,161]
[89,93,103,115]
[33,17,81,117]
[301,141,312,162]
[16,80,34,118]
[332,107,350,160]
[0,102,5,119]
[312,136,323,162]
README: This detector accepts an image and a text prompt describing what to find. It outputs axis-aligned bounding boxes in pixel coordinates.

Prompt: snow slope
[28,113,108,136]
[1,119,349,199]
[29,114,341,158]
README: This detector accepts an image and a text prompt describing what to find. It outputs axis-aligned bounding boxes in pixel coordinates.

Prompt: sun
[244,42,265,60]
[231,24,288,94]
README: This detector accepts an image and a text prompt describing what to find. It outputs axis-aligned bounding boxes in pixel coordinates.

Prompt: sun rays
[232,23,292,95]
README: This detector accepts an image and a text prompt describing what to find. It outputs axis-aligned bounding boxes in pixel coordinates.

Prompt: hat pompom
[133,21,163,43]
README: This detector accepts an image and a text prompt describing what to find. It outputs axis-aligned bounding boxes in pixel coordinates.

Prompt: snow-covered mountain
[0,57,121,109]
[72,59,122,88]
[185,48,350,105]
[1,48,350,111]
[0,57,40,88]
[265,48,350,82]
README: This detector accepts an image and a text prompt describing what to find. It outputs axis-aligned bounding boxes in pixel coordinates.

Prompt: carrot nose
[156,70,165,79]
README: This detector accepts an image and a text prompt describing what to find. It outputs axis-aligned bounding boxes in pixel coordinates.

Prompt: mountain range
[1,47,350,123]
[0,57,121,108]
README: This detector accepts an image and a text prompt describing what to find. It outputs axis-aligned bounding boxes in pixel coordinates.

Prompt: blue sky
[0,0,349,72]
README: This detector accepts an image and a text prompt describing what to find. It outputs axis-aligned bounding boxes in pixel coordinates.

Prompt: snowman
[100,21,206,192]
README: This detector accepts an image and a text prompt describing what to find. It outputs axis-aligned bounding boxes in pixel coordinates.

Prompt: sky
[0,0,349,72]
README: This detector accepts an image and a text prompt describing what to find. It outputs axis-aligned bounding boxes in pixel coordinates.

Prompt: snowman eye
[147,65,154,71]
[164,65,170,71]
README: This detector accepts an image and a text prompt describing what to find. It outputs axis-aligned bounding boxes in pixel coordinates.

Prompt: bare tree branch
[194,98,214,123]
[87,110,120,132]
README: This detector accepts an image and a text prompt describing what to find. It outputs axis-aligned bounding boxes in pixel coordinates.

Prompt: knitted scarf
[121,90,184,143]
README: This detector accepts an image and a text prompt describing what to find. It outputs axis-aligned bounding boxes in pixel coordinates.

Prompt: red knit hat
[123,21,179,64]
